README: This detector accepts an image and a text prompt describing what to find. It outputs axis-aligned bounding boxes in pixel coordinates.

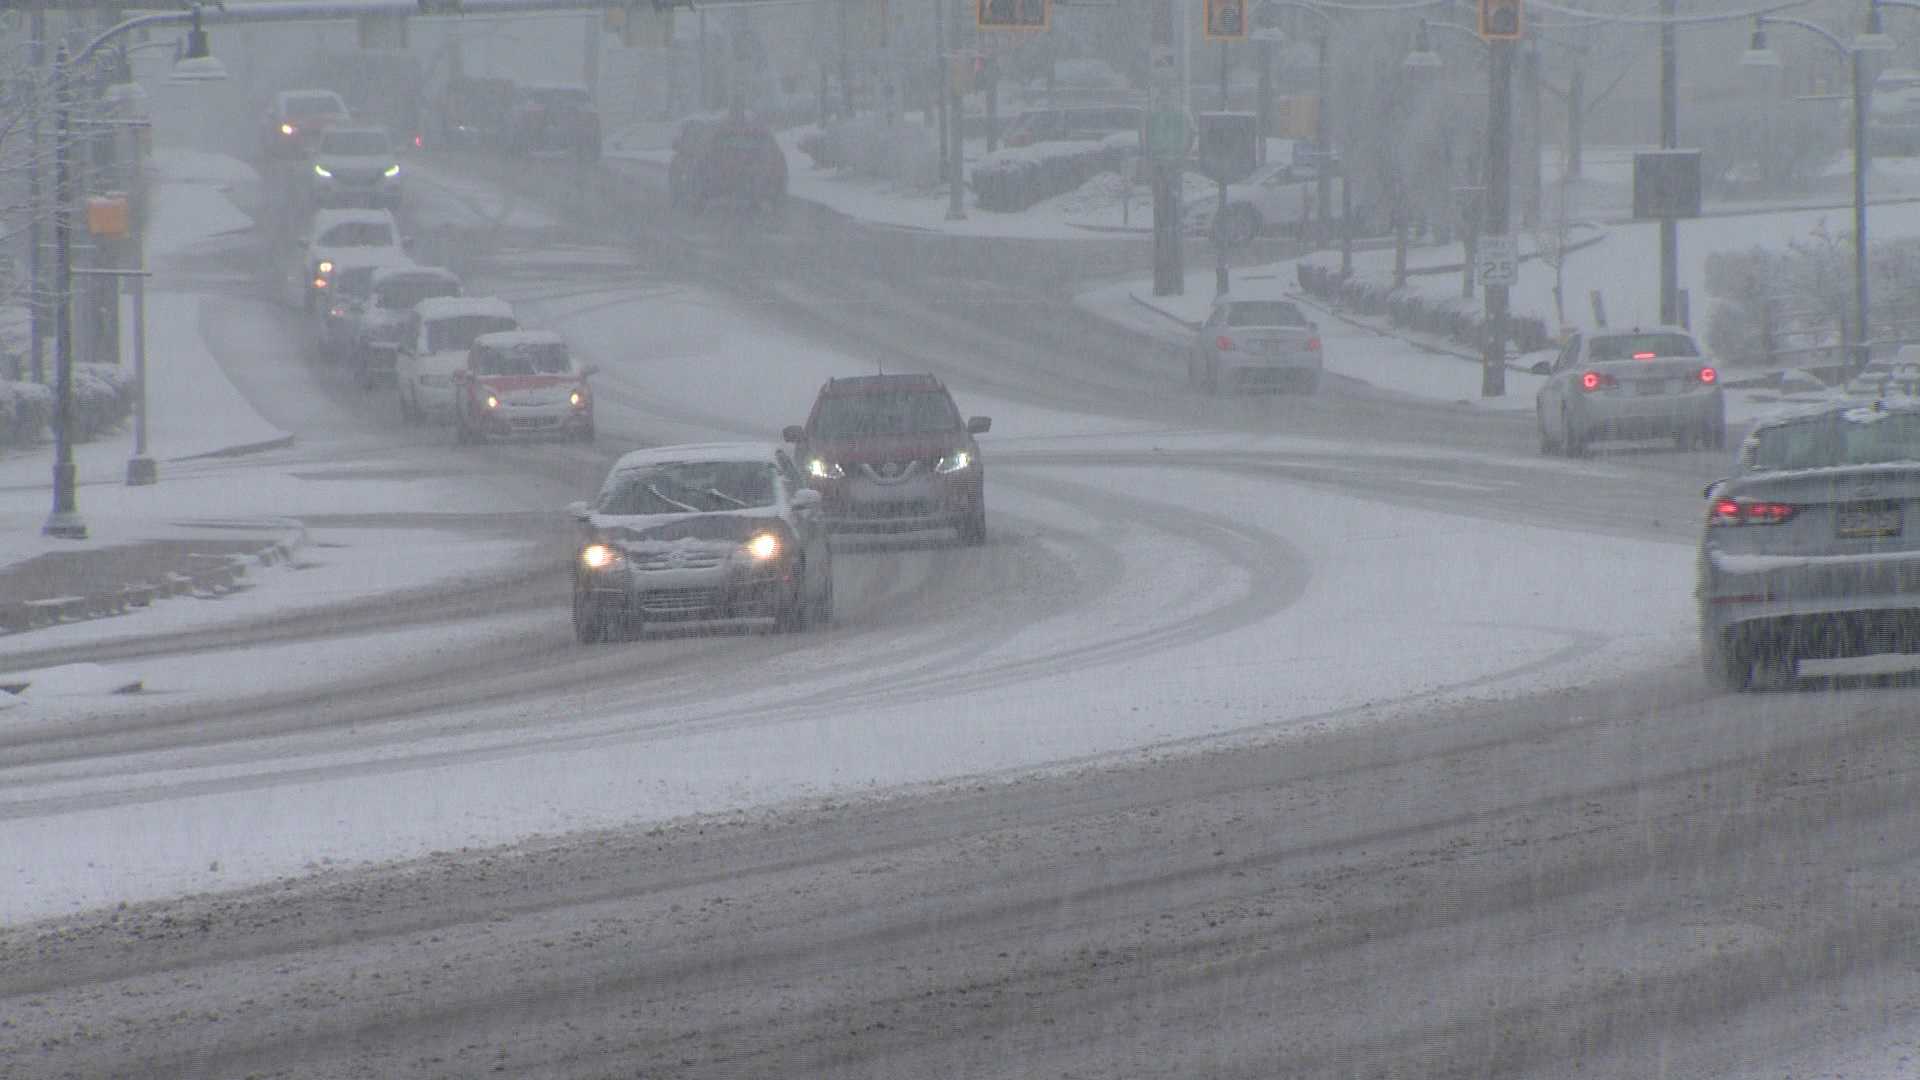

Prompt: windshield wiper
[704,487,749,508]
[645,484,701,514]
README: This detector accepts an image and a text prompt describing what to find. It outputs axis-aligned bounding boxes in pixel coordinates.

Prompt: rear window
[285,94,345,118]
[427,315,516,354]
[1589,332,1699,361]
[1749,411,1920,470]
[1225,301,1308,328]
[812,390,962,438]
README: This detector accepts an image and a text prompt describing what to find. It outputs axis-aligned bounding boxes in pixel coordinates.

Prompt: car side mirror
[966,416,992,434]
[1704,479,1726,500]
[567,500,592,522]
[782,424,806,443]
[790,488,823,511]
[1529,360,1552,376]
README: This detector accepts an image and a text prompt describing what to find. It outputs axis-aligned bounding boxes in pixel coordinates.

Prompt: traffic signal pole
[1658,0,1678,326]
[1151,0,1184,296]
[1480,36,1513,398]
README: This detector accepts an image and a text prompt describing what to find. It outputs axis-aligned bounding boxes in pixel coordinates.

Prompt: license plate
[1262,341,1291,356]
[1838,502,1904,539]
[1634,379,1672,396]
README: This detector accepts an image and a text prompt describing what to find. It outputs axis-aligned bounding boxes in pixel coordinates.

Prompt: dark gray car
[1698,400,1920,689]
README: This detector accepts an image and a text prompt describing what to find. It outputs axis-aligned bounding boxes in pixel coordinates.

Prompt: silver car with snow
[395,296,517,423]
[1188,296,1323,394]
[1699,401,1920,689]
[1532,326,1725,455]
[308,125,403,211]
[568,443,833,643]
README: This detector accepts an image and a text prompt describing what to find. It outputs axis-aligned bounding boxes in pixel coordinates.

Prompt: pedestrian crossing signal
[977,0,1048,31]
[1479,0,1522,40]
[1205,0,1247,41]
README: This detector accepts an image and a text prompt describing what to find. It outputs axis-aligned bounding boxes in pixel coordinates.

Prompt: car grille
[859,461,926,483]
[852,499,934,519]
[631,551,725,571]
[510,416,560,430]
[635,587,725,617]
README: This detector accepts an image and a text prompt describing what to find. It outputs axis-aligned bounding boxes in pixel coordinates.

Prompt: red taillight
[1306,336,1322,352]
[1216,335,1236,351]
[1632,351,1657,360]
[1580,370,1616,391]
[1709,498,1798,526]
[1699,366,1717,384]
[413,133,423,148]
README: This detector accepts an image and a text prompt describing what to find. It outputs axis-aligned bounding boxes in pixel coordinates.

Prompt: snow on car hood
[807,432,971,463]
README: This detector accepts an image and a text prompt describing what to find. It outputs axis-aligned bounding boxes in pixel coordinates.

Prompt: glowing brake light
[1580,370,1616,391]
[1709,498,1798,526]
[1632,351,1657,360]
[1216,335,1236,351]
[1306,336,1322,352]
[413,133,423,149]
[1699,366,1717,384]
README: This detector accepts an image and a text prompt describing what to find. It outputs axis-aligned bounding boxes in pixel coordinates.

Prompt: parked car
[1183,160,1345,247]
[307,126,403,211]
[1531,327,1726,456]
[1870,68,1920,156]
[452,330,595,444]
[1698,400,1920,689]
[566,443,834,643]
[313,251,417,363]
[1844,345,1920,398]
[349,266,463,388]
[1188,295,1323,395]
[669,117,787,214]
[782,373,989,545]
[263,89,349,159]
[435,75,516,150]
[1000,105,1143,148]
[395,296,519,423]
[507,83,601,160]
[296,49,426,152]
[294,208,406,312]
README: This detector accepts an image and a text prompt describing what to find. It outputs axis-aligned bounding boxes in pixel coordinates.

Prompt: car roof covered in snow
[820,373,945,396]
[1751,398,1920,431]
[472,329,566,350]
[415,296,514,322]
[609,443,780,473]
[324,249,415,272]
[372,264,460,286]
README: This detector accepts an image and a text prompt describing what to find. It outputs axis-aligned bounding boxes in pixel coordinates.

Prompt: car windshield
[427,315,516,353]
[472,341,570,375]
[812,390,961,437]
[318,222,394,247]
[598,461,776,515]
[1749,411,1920,470]
[1588,332,1699,361]
[376,278,457,310]
[285,94,343,118]
[1225,301,1308,327]
[320,131,390,156]
[330,266,379,299]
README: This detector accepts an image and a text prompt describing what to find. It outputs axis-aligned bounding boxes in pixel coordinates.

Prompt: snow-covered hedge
[0,364,135,449]
[971,133,1136,213]
[796,116,941,192]
[0,379,53,448]
[1296,262,1553,356]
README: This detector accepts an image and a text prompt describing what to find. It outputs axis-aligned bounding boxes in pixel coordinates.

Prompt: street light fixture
[1740,26,1780,67]
[1404,20,1443,70]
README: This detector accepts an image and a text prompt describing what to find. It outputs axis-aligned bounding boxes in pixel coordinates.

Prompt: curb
[0,522,307,638]
[1128,291,1201,332]
[175,431,296,461]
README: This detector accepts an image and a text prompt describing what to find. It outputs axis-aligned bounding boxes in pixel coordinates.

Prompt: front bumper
[472,401,593,438]
[816,474,979,533]
[578,563,789,624]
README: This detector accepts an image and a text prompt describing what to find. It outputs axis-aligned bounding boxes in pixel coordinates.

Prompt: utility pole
[1214,40,1229,296]
[1150,0,1184,295]
[27,2,46,384]
[943,0,964,220]
[1522,41,1541,228]
[1315,30,1332,244]
[1851,44,1870,372]
[44,50,84,539]
[1658,0,1678,326]
[1481,37,1513,398]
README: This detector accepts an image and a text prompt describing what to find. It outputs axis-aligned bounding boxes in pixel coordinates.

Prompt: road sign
[1249,0,1286,42]
[978,0,1049,30]
[1478,233,1517,287]
[1478,0,1522,41]
[1205,0,1247,41]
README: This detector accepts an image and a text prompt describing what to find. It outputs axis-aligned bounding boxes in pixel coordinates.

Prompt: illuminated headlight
[934,450,973,474]
[569,389,584,407]
[317,260,334,274]
[808,458,844,480]
[485,394,500,410]
[313,277,328,290]
[280,122,295,136]
[313,163,333,178]
[744,533,780,560]
[384,163,401,178]
[581,543,618,570]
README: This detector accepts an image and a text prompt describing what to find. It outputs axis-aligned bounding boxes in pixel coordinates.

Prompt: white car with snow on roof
[396,296,518,423]
[451,330,596,445]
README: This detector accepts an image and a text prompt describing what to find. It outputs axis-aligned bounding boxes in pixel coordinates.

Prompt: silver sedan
[1187,296,1323,395]
[1533,326,1725,455]
[1698,401,1920,689]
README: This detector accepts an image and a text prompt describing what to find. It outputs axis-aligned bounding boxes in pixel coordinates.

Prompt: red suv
[783,374,989,545]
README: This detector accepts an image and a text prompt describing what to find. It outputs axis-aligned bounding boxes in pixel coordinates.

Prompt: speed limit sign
[1478,233,1517,287]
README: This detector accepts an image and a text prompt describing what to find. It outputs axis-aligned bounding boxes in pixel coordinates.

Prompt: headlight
[744,533,780,560]
[280,122,295,136]
[934,450,973,474]
[313,163,332,178]
[485,394,500,409]
[317,260,334,274]
[808,458,844,480]
[569,390,583,407]
[581,543,618,569]
[384,163,401,178]
[312,277,328,290]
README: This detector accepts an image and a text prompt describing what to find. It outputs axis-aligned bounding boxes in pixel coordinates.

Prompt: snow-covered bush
[972,136,1135,212]
[797,116,940,192]
[0,379,53,448]
[1296,262,1552,356]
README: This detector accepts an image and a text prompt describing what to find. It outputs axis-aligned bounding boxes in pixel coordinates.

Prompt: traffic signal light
[1479,0,1522,40]
[1205,0,1247,41]
[977,0,1048,31]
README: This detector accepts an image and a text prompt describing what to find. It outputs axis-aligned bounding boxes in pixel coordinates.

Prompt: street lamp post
[1742,6,1895,376]
[41,48,79,538]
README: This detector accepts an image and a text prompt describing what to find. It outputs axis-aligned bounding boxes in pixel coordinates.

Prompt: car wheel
[1562,407,1589,457]
[1752,648,1800,690]
[808,569,834,627]
[1202,355,1222,396]
[572,584,614,644]
[775,567,810,633]
[1703,633,1752,691]
[1537,408,1562,455]
[958,500,987,547]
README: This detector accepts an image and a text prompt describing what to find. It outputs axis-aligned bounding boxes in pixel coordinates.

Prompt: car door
[1542,333,1582,424]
